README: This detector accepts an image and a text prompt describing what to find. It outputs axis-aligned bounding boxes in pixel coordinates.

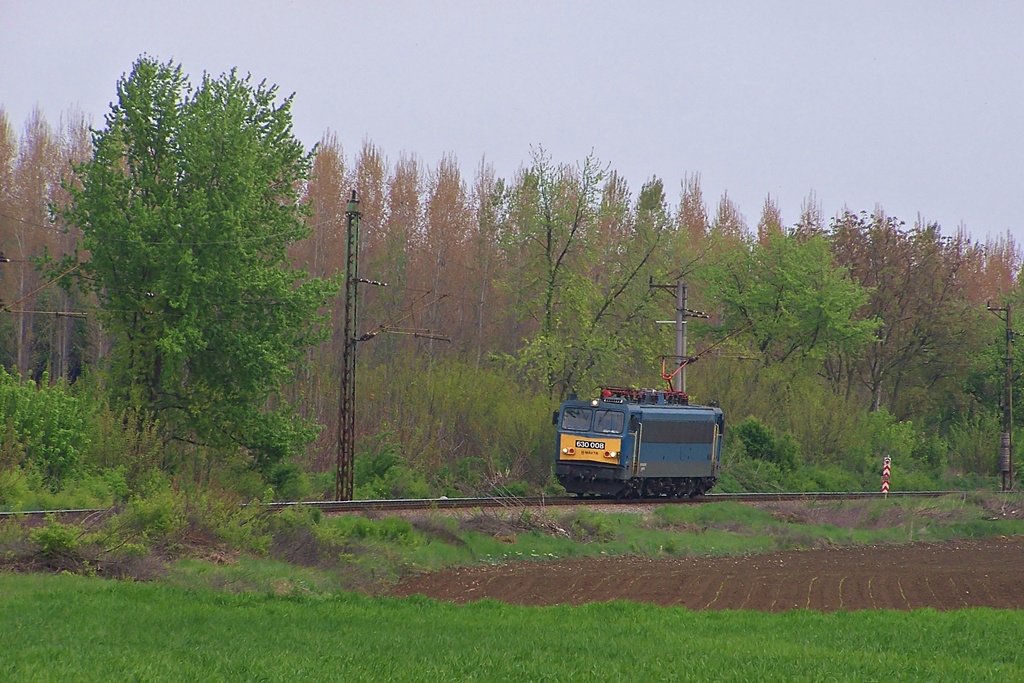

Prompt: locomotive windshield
[594,409,625,434]
[560,407,593,431]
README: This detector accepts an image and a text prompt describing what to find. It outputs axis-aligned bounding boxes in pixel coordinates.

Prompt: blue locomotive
[554,387,723,498]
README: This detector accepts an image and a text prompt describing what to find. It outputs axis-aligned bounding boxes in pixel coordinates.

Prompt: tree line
[0,57,1021,504]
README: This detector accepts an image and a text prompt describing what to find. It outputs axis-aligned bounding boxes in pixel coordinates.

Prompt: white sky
[2,1,1023,242]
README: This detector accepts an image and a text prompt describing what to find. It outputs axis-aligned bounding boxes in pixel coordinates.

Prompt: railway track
[0,490,968,522]
[269,490,963,514]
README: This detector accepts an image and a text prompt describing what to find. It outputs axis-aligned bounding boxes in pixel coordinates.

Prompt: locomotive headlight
[591,399,599,407]
[562,448,568,454]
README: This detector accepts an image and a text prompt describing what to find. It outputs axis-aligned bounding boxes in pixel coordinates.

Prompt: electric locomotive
[554,387,723,498]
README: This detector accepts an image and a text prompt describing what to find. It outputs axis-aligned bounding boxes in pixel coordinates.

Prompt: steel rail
[0,490,968,521]
[268,489,963,514]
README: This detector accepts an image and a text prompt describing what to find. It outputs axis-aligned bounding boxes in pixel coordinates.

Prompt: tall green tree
[705,230,876,366]
[60,57,338,476]
[503,150,670,398]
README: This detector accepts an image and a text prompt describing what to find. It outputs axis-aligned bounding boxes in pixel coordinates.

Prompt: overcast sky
[3,1,1023,243]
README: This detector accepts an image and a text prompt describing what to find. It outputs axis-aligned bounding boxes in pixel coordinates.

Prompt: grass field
[69,495,1010,597]
[3,495,1024,680]
[1,572,1022,681]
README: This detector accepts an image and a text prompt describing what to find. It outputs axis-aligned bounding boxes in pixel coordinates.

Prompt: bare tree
[11,109,61,377]
[676,172,708,242]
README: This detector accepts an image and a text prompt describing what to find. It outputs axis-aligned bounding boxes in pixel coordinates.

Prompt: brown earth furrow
[956,575,985,608]
[738,576,766,609]
[672,570,721,609]
[391,536,1024,611]
[664,571,696,608]
[901,575,934,610]
[841,576,875,610]
[770,576,810,612]
[815,575,843,611]
[987,575,1024,608]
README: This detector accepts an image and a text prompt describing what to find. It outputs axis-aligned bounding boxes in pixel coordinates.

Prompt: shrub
[266,505,337,568]
[842,410,903,469]
[889,467,942,492]
[912,433,949,470]
[488,480,532,498]
[268,504,322,533]
[731,417,798,472]
[319,514,419,547]
[713,469,745,493]
[125,488,187,541]
[0,468,32,507]
[181,488,270,554]
[353,437,431,500]
[783,464,867,492]
[81,401,163,489]
[30,519,81,560]
[103,468,131,504]
[265,462,310,502]
[358,359,555,492]
[0,468,126,511]
[726,456,785,492]
[562,510,616,542]
[543,476,567,496]
[944,412,1000,475]
[0,369,90,491]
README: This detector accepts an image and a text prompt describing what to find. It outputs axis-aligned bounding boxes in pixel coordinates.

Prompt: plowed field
[390,536,1024,611]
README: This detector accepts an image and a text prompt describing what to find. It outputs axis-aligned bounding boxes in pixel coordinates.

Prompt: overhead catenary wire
[357,292,450,343]
[1,261,82,312]
[3,309,87,318]
[0,210,344,246]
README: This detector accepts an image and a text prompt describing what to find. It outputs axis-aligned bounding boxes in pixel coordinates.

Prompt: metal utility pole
[331,189,443,500]
[652,280,707,392]
[988,301,1014,491]
[336,191,361,501]
[676,282,687,393]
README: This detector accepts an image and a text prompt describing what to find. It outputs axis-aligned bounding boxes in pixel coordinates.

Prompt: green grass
[6,494,1022,597]
[131,494,1024,594]
[162,557,353,595]
[397,495,1024,573]
[0,572,1021,681]
[4,496,1024,680]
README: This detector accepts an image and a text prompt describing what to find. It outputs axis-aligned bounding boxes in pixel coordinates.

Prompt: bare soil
[389,535,1024,611]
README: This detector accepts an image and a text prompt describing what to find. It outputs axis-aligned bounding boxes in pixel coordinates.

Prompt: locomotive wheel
[689,478,714,498]
[620,479,642,499]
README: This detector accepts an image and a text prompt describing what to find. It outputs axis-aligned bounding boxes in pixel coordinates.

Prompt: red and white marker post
[881,456,891,496]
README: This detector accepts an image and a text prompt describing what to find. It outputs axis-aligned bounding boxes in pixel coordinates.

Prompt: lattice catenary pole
[336,191,361,501]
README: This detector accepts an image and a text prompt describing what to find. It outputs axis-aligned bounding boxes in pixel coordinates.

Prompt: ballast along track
[0,491,968,522]
[269,490,962,514]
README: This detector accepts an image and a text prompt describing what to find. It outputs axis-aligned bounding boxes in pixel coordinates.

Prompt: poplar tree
[61,57,338,476]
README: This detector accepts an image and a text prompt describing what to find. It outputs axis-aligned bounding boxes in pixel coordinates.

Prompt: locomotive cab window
[594,409,625,434]
[560,407,593,432]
